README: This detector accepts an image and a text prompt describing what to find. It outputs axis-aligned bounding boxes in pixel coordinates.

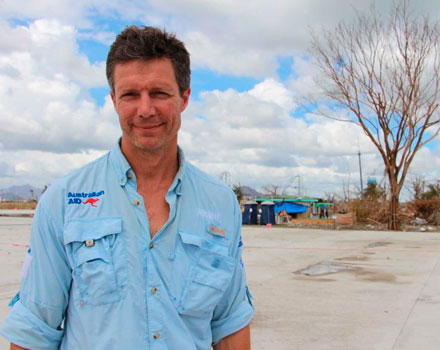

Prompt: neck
[121,139,179,187]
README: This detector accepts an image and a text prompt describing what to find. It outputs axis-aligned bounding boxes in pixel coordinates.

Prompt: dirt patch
[0,202,37,210]
[289,219,335,226]
[335,255,369,262]
[350,269,397,283]
[293,275,336,282]
[366,241,392,248]
[294,260,398,284]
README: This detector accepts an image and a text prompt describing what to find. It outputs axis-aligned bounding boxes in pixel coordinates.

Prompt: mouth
[134,123,164,131]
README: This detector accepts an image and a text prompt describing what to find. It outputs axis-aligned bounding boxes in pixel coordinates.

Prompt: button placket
[145,245,164,346]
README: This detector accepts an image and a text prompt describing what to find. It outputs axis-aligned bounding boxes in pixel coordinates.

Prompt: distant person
[1,25,253,350]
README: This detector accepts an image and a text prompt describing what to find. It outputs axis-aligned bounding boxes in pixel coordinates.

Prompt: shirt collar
[110,140,132,187]
[174,146,185,195]
[110,140,185,192]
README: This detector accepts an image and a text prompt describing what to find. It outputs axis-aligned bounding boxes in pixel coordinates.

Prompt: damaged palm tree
[310,1,440,230]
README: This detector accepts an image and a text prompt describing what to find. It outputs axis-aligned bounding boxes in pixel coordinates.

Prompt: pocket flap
[178,230,204,248]
[64,217,122,245]
[178,229,229,256]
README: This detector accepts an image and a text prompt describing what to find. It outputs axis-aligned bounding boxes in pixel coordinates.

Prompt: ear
[180,88,191,112]
[110,90,117,109]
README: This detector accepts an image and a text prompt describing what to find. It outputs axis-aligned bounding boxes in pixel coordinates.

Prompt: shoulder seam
[37,202,64,239]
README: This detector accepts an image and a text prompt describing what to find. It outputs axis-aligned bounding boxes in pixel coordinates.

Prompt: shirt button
[127,172,133,179]
[133,199,140,206]
[151,287,157,294]
[121,178,126,183]
[153,333,160,339]
[149,242,154,249]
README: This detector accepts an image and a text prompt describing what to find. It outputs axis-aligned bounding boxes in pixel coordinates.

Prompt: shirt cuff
[211,300,254,345]
[0,300,63,350]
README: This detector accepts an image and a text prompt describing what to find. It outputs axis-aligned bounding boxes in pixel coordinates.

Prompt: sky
[1,0,440,200]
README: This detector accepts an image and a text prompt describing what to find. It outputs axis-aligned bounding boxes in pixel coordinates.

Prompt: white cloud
[1,0,152,28]
[184,31,276,77]
[0,19,119,156]
[78,31,117,46]
[0,149,107,189]
[287,56,324,101]
[27,19,106,87]
[249,79,296,110]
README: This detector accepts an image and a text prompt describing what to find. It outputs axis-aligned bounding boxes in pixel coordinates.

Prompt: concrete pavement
[244,226,440,350]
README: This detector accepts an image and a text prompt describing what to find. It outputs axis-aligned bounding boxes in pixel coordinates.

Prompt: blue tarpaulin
[275,202,307,214]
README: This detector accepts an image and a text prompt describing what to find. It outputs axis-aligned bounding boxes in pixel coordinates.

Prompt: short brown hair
[106,25,191,95]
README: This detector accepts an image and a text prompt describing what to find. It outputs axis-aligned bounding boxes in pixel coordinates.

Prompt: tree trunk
[389,193,400,230]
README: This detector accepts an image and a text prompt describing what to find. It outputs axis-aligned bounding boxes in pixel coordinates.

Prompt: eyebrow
[117,84,175,94]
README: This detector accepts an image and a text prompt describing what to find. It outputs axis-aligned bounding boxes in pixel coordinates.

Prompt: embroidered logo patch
[67,190,104,207]
[209,224,226,237]
[198,208,221,221]
[82,198,100,207]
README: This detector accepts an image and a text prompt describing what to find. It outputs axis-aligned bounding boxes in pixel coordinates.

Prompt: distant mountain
[241,186,263,198]
[0,185,44,201]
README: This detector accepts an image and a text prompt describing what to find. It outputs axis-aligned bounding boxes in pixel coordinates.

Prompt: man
[1,25,254,350]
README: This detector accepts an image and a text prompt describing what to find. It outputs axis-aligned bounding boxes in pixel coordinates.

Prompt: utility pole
[219,171,232,187]
[358,150,363,194]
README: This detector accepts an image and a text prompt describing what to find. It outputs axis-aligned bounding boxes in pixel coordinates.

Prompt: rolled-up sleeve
[1,300,64,350]
[211,197,254,344]
[1,199,71,349]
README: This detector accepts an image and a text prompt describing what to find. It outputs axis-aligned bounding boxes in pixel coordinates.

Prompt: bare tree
[310,1,440,230]
[262,184,281,197]
[280,176,301,196]
[408,175,425,200]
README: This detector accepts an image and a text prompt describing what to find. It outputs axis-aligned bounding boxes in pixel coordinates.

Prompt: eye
[151,91,170,99]
[120,91,138,99]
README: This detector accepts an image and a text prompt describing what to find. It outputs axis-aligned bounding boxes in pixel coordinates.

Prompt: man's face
[111,59,190,154]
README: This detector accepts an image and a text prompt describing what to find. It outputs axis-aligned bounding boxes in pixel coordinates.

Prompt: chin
[122,132,175,153]
[132,138,167,152]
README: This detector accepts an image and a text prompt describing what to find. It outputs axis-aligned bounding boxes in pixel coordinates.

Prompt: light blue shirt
[1,143,254,350]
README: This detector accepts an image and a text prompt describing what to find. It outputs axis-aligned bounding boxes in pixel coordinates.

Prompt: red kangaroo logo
[82,198,100,208]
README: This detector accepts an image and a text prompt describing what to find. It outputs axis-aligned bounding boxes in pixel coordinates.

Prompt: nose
[138,92,155,118]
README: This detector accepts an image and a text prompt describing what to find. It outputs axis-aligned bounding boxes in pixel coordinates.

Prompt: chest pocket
[64,217,127,306]
[175,230,237,317]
